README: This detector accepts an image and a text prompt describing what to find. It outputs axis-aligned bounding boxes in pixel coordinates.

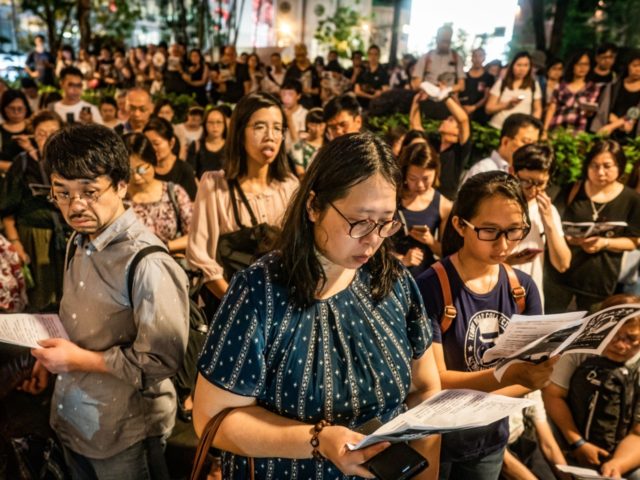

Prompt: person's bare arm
[601,423,640,478]
[444,96,470,144]
[409,91,427,131]
[501,448,538,480]
[534,419,567,466]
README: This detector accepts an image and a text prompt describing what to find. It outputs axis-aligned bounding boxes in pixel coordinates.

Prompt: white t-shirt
[508,390,548,444]
[550,351,640,390]
[513,200,564,309]
[174,123,203,160]
[285,106,308,152]
[460,150,509,187]
[53,100,103,125]
[489,79,542,130]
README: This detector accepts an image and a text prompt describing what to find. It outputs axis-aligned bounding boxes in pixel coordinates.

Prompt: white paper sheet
[0,313,68,349]
[348,389,534,450]
[556,464,624,480]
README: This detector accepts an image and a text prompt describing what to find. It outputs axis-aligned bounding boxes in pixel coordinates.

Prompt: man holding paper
[21,124,189,479]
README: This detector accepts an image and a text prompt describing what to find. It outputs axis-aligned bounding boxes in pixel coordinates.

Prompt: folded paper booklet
[483,304,640,381]
[556,464,624,480]
[562,221,627,238]
[0,313,68,349]
[348,389,534,450]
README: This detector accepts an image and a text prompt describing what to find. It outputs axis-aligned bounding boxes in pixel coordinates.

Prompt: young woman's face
[309,173,397,270]
[248,55,258,68]
[157,105,175,122]
[190,51,201,65]
[206,111,225,139]
[34,120,61,153]
[243,106,284,168]
[573,54,591,80]
[306,121,326,141]
[547,62,564,81]
[5,98,27,123]
[144,130,174,162]
[471,49,485,68]
[405,165,436,195]
[128,154,155,187]
[100,103,117,122]
[628,60,640,80]
[512,57,531,80]
[454,194,527,265]
[587,152,619,188]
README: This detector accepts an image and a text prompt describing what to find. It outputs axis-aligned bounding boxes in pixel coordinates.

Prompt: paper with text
[0,313,68,349]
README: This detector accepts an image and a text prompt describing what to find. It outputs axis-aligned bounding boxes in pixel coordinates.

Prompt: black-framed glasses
[329,201,403,239]
[518,177,548,190]
[461,218,529,242]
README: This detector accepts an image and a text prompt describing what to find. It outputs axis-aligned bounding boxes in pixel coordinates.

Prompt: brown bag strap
[503,263,526,313]
[433,261,457,335]
[190,408,255,480]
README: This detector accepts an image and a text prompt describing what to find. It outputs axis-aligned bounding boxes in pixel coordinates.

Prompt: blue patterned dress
[198,252,433,479]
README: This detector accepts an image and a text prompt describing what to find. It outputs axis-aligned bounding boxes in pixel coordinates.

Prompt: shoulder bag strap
[36,157,66,243]
[190,408,255,480]
[503,263,526,313]
[227,179,245,229]
[232,180,259,227]
[167,182,182,236]
[65,231,79,270]
[432,261,457,335]
[567,181,582,207]
[127,245,169,304]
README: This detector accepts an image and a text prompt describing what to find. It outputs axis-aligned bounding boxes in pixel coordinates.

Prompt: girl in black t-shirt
[546,140,640,313]
[416,171,557,480]
[187,107,227,179]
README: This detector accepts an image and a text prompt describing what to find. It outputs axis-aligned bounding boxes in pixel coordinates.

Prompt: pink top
[186,170,299,282]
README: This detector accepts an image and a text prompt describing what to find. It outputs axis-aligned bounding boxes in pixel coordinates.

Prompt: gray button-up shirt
[50,208,189,459]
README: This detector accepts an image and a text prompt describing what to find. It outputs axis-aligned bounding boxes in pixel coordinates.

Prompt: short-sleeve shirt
[489,79,542,130]
[213,62,250,104]
[550,183,640,297]
[416,256,542,461]
[413,50,464,86]
[355,66,390,93]
[428,133,472,201]
[549,82,601,132]
[198,252,432,479]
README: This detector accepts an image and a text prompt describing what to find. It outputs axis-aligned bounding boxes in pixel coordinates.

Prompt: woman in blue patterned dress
[193,133,442,479]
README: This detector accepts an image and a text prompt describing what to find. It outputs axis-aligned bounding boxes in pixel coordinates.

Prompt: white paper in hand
[0,313,68,348]
[556,464,624,480]
[419,81,452,101]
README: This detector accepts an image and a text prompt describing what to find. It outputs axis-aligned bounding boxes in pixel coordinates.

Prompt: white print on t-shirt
[465,310,509,371]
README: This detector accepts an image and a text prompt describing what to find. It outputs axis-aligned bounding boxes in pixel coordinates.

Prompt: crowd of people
[0,25,639,480]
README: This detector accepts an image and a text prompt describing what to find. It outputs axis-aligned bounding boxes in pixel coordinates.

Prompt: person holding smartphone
[507,143,571,308]
[52,66,103,125]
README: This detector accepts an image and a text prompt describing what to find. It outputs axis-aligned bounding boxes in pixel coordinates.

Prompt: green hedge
[367,113,640,186]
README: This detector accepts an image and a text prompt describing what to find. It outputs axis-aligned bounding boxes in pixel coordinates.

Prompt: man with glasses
[21,124,189,479]
[461,113,542,186]
[588,43,618,87]
[115,87,154,135]
[323,93,363,140]
[507,143,571,307]
[53,66,103,125]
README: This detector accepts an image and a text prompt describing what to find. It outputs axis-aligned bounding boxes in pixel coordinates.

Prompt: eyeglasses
[49,185,112,206]
[248,122,284,139]
[131,165,150,176]
[461,218,530,242]
[329,202,403,239]
[518,177,548,190]
[610,331,640,347]
[589,162,618,172]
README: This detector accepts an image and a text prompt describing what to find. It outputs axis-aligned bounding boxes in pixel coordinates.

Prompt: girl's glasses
[329,202,403,239]
[461,218,529,241]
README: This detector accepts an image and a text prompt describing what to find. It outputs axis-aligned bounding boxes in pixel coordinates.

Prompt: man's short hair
[500,113,542,140]
[305,108,324,126]
[100,96,118,110]
[323,93,362,122]
[187,106,204,118]
[281,79,302,95]
[513,143,555,173]
[44,124,130,185]
[596,42,618,56]
[59,66,84,82]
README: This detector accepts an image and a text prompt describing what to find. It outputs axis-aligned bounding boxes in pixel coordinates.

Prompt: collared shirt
[549,81,601,133]
[460,150,510,187]
[51,208,189,459]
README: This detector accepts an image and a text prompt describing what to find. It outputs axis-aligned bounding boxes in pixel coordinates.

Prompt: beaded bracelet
[310,419,331,460]
[569,437,586,451]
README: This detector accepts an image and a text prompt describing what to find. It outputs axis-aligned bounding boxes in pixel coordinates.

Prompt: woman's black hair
[383,125,407,154]
[581,139,626,180]
[44,124,130,185]
[201,106,228,142]
[278,132,403,307]
[30,110,63,132]
[143,116,175,143]
[564,49,592,83]
[441,171,530,257]
[305,107,324,126]
[99,95,118,110]
[224,92,290,182]
[623,50,640,78]
[399,141,441,187]
[1,89,32,120]
[503,51,534,90]
[399,129,428,151]
[188,48,204,68]
[122,132,158,166]
[512,142,555,173]
[545,56,563,74]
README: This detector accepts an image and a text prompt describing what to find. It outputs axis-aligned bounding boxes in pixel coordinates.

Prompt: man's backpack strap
[503,263,526,313]
[433,261,457,335]
[127,245,170,304]
[65,232,79,270]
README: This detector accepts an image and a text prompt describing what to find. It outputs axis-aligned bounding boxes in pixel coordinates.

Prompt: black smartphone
[355,418,428,480]
[66,112,75,124]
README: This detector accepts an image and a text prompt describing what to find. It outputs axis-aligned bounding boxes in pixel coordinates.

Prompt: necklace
[455,252,499,294]
[589,199,607,222]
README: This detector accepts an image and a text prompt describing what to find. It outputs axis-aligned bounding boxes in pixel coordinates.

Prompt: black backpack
[568,355,640,453]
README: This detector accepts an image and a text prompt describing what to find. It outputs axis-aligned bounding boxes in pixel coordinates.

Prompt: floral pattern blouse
[128,182,193,244]
[0,235,27,312]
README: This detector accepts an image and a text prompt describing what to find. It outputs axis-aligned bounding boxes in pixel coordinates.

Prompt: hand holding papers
[0,313,68,349]
[562,221,627,238]
[420,81,452,101]
[484,304,640,381]
[556,464,624,480]
[348,389,534,450]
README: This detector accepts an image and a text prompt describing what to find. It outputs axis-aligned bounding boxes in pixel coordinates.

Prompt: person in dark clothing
[212,45,250,104]
[354,44,390,110]
[143,117,197,200]
[284,43,320,109]
[187,106,227,178]
[460,48,494,125]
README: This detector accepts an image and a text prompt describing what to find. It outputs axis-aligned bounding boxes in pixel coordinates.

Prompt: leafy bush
[367,113,640,186]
